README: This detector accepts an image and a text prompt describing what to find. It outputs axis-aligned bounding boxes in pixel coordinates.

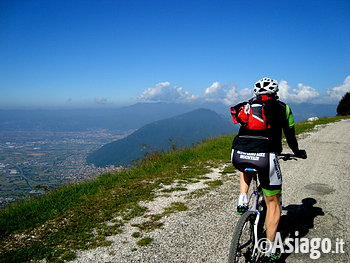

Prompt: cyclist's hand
[295,149,307,159]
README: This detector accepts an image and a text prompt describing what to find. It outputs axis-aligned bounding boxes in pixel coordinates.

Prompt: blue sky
[1,0,350,108]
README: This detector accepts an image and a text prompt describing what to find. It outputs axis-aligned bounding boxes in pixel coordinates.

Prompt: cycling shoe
[236,205,248,215]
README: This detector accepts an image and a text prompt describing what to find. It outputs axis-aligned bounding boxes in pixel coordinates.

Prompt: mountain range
[86,108,235,167]
[0,102,337,132]
[0,101,338,167]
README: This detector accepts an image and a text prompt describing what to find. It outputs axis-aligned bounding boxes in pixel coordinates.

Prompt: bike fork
[250,190,262,259]
[252,211,261,258]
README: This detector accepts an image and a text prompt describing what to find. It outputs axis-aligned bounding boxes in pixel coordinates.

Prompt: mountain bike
[227,153,298,263]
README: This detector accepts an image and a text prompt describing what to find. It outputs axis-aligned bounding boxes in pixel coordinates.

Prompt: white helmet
[254,77,279,95]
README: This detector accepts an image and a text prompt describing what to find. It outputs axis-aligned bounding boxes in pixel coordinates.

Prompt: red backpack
[230,98,271,130]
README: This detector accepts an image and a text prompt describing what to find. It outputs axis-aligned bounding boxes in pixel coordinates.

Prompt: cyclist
[230,77,307,263]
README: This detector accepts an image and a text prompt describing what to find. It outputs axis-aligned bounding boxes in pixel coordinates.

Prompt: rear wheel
[228,211,257,263]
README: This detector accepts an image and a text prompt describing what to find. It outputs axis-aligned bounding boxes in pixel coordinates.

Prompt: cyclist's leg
[264,192,281,242]
[240,171,252,193]
[259,152,282,258]
[237,171,252,213]
[232,149,254,213]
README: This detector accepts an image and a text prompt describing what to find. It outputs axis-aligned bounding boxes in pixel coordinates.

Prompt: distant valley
[0,101,337,204]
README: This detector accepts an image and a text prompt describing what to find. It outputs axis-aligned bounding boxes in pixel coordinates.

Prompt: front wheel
[227,211,257,263]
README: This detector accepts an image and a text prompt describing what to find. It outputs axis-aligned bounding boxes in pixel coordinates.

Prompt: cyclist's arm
[283,104,299,154]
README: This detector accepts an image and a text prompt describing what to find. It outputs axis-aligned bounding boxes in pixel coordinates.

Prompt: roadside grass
[205,180,223,188]
[0,134,233,263]
[0,116,346,262]
[136,237,153,247]
[294,115,349,135]
[131,232,141,238]
[220,165,236,175]
[131,200,188,234]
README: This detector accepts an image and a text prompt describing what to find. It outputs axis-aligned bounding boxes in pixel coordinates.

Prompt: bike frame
[244,167,263,259]
[245,154,296,259]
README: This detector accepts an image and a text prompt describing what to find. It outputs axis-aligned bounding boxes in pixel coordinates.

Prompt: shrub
[337,92,350,116]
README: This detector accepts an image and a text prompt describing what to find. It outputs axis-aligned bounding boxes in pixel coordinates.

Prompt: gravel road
[71,119,350,263]
[278,119,350,262]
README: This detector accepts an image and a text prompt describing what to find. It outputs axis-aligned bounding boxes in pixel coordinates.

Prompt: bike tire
[227,211,257,263]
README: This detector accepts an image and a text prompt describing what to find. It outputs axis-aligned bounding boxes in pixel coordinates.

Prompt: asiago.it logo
[256,231,345,259]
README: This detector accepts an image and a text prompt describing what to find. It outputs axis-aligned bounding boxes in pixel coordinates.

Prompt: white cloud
[224,87,252,105]
[204,82,252,105]
[95,97,108,104]
[204,82,225,98]
[138,81,253,105]
[326,76,350,102]
[139,78,350,105]
[205,81,320,105]
[139,82,197,102]
[278,80,319,103]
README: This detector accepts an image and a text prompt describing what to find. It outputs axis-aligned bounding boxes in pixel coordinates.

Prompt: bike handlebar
[278,153,303,161]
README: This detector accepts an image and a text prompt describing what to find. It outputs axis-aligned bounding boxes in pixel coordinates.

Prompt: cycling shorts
[231,149,282,196]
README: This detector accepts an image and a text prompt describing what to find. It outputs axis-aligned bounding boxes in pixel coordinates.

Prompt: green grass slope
[0,116,348,263]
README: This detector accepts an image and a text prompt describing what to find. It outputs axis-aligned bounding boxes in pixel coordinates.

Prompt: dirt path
[71,119,350,263]
[279,119,350,262]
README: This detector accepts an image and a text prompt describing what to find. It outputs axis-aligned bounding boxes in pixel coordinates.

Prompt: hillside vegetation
[0,116,348,263]
[87,108,234,167]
